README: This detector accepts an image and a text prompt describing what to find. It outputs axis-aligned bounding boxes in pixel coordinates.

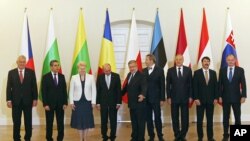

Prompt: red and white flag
[176,9,192,107]
[176,9,191,67]
[122,10,142,103]
[197,8,214,69]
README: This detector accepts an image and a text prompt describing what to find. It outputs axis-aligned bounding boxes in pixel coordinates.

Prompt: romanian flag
[97,9,117,74]
[71,9,92,76]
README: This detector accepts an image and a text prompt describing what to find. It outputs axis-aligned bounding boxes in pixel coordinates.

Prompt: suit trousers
[12,100,32,141]
[45,105,65,141]
[196,103,214,140]
[171,103,189,139]
[146,102,163,139]
[222,103,241,137]
[100,105,118,140]
[129,103,146,141]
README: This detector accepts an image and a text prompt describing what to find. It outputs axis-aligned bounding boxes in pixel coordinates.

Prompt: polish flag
[122,9,142,103]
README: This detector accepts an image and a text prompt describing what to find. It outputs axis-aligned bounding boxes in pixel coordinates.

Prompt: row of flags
[20,8,239,103]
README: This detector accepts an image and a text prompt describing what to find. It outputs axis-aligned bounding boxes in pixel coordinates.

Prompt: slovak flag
[20,10,35,71]
[221,8,239,68]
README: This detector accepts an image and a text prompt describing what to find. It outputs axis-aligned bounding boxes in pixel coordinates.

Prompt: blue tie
[229,68,233,82]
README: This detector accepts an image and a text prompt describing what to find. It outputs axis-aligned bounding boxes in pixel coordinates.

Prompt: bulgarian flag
[97,9,117,74]
[20,9,35,71]
[39,10,62,100]
[71,9,92,76]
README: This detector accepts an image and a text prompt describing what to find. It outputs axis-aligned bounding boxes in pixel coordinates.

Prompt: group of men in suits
[6,53,246,141]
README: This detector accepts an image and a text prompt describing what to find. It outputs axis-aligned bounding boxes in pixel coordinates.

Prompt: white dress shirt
[148,64,155,75]
[176,66,183,77]
[227,66,235,79]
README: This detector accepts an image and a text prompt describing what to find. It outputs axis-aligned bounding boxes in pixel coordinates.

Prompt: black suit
[219,66,246,138]
[122,71,147,141]
[166,66,192,140]
[96,72,122,140]
[6,68,38,141]
[41,72,68,141]
[193,69,218,140]
[143,66,165,140]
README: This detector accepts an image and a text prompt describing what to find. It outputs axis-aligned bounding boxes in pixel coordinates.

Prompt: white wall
[0,0,250,125]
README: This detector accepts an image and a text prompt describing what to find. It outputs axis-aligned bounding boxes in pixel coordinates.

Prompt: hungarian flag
[197,8,214,69]
[176,9,192,108]
[221,8,239,68]
[150,10,167,71]
[97,9,117,75]
[71,10,92,76]
[20,10,35,71]
[39,10,62,100]
[122,10,142,103]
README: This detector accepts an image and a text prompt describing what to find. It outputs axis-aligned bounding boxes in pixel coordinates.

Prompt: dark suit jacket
[41,72,68,107]
[6,68,38,106]
[193,69,218,104]
[96,72,122,106]
[219,66,246,103]
[143,66,165,103]
[166,66,192,103]
[122,71,147,109]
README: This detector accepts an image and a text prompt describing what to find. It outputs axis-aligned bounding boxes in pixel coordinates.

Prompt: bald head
[226,54,236,67]
[103,63,111,75]
[175,54,184,67]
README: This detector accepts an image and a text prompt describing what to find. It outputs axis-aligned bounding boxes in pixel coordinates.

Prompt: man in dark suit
[6,55,38,141]
[143,54,165,141]
[193,56,218,141]
[96,63,122,141]
[122,60,147,141]
[166,54,192,141]
[218,54,247,141]
[41,60,68,141]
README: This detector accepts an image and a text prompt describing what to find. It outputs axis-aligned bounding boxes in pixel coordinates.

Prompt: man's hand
[160,101,164,106]
[116,104,121,109]
[92,104,96,109]
[96,104,100,110]
[167,98,171,105]
[241,97,246,103]
[219,97,223,104]
[7,101,12,108]
[71,104,76,111]
[44,105,50,111]
[214,99,218,104]
[189,98,193,104]
[138,95,145,102]
[63,105,67,110]
[32,100,37,107]
[194,99,200,106]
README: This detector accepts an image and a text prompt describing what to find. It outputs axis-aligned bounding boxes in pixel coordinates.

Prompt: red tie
[19,70,24,83]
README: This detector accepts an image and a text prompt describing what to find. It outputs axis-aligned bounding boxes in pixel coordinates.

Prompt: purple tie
[53,74,57,86]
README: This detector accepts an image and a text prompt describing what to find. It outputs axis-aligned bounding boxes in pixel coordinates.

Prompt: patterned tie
[229,67,233,82]
[178,67,182,78]
[53,73,58,86]
[205,70,209,85]
[19,70,24,83]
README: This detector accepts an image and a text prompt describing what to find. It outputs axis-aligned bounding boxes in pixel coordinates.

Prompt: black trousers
[45,105,65,141]
[12,102,32,141]
[171,103,189,139]
[196,103,214,140]
[130,103,146,141]
[146,102,163,139]
[222,103,241,137]
[100,105,118,140]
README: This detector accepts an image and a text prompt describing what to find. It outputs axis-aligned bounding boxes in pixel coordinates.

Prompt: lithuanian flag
[71,9,92,76]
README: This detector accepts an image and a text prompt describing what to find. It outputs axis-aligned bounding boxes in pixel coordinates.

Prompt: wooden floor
[0,122,246,141]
